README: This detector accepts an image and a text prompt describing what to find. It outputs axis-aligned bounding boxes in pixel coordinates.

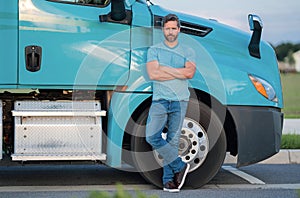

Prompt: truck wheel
[131,98,227,188]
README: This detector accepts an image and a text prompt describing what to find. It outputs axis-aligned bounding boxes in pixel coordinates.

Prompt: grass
[281,134,300,149]
[279,73,300,149]
[280,73,300,118]
[88,184,158,198]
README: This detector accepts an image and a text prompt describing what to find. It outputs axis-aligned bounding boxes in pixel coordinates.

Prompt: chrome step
[12,100,106,162]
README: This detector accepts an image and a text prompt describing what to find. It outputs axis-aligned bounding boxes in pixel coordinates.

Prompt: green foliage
[274,42,300,61]
[281,134,300,149]
[285,50,296,66]
[297,189,300,198]
[87,184,158,198]
[89,191,111,198]
[281,73,300,118]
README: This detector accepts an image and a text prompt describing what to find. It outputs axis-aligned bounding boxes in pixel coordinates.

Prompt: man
[145,14,196,192]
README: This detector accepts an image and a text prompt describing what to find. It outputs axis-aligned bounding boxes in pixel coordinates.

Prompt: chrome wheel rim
[153,118,209,172]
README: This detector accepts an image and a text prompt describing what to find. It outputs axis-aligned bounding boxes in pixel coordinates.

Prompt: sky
[150,0,300,46]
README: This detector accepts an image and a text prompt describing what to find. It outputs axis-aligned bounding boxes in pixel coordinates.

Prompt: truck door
[126,0,153,92]
[18,0,131,87]
[0,0,18,86]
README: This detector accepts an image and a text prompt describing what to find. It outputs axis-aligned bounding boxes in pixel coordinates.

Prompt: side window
[47,0,110,7]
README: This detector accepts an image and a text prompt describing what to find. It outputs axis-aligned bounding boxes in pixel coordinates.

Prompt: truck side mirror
[248,14,263,59]
[248,14,263,31]
[100,0,131,25]
[111,0,126,21]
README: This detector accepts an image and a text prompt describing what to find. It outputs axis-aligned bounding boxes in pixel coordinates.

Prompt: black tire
[131,98,227,188]
[130,106,163,187]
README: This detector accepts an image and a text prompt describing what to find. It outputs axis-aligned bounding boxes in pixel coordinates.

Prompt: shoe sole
[178,163,190,190]
[163,188,180,193]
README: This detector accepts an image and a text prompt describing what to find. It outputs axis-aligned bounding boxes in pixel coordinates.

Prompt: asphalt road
[0,164,299,198]
[0,119,299,197]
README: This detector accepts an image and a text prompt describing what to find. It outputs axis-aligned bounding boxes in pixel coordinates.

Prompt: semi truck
[0,0,283,188]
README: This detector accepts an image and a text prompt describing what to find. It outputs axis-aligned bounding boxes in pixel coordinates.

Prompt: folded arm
[147,60,196,81]
[160,61,196,79]
[147,60,175,81]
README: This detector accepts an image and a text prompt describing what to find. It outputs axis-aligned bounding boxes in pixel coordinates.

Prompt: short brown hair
[162,14,181,28]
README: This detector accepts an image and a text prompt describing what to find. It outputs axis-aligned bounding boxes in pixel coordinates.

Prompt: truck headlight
[249,74,278,102]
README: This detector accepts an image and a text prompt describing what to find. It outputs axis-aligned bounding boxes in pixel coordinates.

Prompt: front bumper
[227,106,283,167]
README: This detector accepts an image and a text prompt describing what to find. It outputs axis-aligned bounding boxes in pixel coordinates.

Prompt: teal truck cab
[0,0,283,188]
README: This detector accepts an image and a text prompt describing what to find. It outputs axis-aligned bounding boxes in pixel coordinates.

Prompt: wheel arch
[122,88,238,162]
[190,89,238,156]
[122,96,152,159]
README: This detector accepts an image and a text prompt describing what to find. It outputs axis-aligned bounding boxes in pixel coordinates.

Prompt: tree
[285,50,295,66]
[275,43,300,62]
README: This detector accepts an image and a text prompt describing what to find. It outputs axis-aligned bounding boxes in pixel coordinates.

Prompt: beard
[164,33,178,43]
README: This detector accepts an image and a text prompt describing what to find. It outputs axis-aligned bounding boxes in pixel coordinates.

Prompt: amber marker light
[249,74,278,102]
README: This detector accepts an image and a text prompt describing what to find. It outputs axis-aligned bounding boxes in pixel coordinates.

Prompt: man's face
[163,20,180,43]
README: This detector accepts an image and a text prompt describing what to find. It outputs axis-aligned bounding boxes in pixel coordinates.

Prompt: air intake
[180,21,213,37]
[154,15,213,37]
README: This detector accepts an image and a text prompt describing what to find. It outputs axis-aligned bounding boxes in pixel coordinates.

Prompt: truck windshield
[49,0,110,6]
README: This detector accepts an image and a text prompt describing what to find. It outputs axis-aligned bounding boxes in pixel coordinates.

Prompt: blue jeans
[146,100,188,185]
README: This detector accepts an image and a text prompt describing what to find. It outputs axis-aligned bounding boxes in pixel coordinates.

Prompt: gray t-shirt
[147,42,195,101]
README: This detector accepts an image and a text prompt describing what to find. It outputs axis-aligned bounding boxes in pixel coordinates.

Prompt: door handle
[25,45,42,72]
